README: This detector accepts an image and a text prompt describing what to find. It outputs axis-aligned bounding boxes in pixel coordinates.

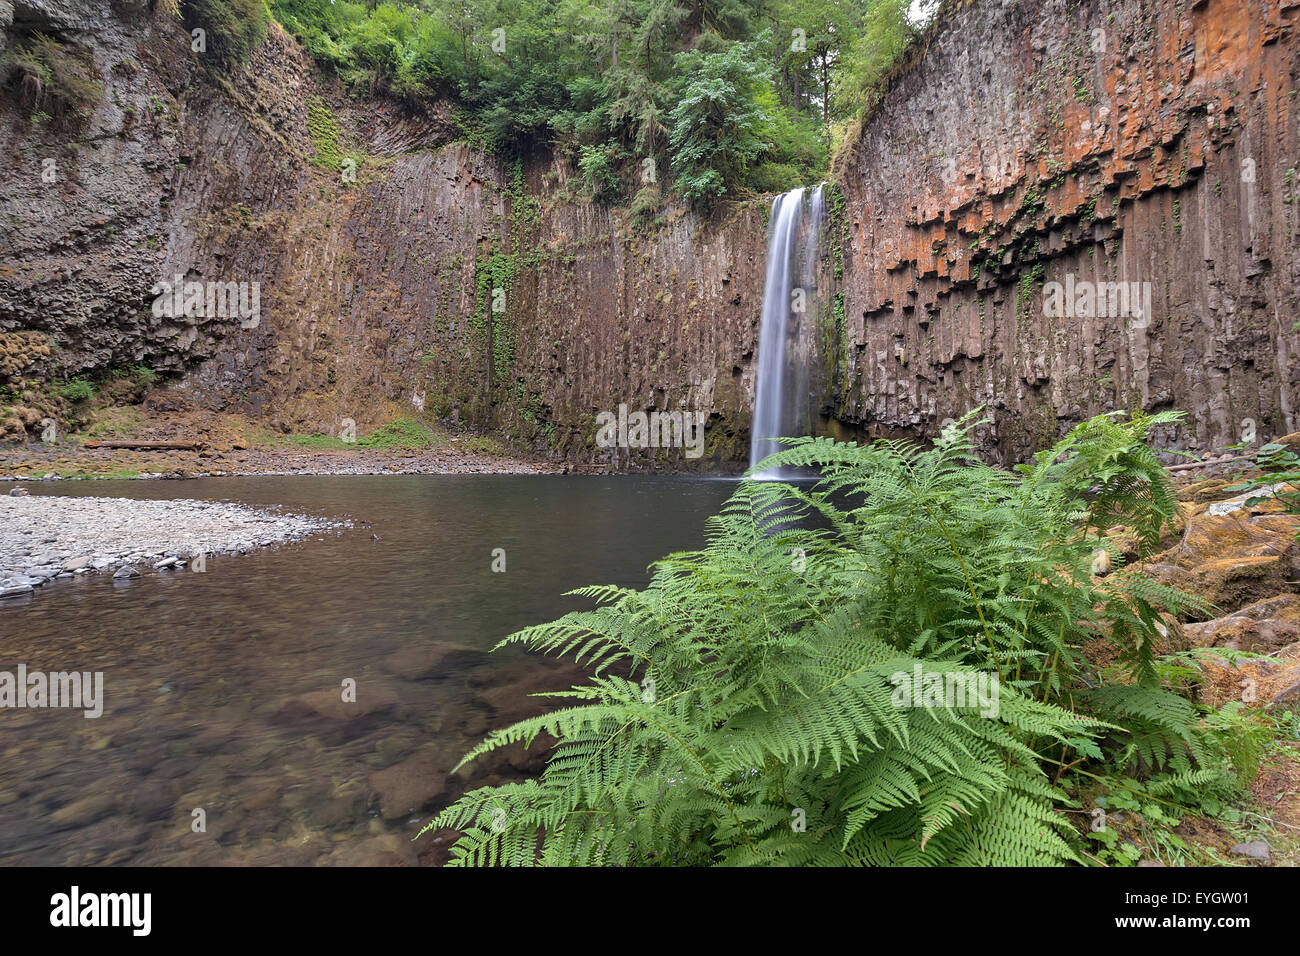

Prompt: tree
[668,40,771,206]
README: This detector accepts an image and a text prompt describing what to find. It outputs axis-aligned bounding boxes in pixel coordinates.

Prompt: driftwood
[83,440,204,451]
[1165,454,1253,474]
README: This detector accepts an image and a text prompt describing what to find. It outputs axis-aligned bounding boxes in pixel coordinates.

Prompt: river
[0,475,734,865]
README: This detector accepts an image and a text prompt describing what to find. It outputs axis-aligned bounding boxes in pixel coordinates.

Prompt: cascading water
[748,185,826,478]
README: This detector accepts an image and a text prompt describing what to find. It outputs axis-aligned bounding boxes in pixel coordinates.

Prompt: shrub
[460,434,504,457]
[668,42,771,208]
[55,377,96,404]
[748,162,804,195]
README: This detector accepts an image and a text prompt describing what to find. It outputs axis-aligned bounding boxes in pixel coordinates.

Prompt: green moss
[283,432,353,450]
[305,96,363,175]
[461,434,505,456]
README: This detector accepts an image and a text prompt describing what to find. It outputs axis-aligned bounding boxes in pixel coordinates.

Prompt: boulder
[1183,595,1300,652]
[1147,511,1300,614]
[1229,841,1271,862]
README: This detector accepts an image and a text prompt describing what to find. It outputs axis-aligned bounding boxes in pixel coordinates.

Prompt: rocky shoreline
[0,494,350,601]
[0,444,577,481]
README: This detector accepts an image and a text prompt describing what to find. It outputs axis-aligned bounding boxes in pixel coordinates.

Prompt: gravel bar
[0,493,349,600]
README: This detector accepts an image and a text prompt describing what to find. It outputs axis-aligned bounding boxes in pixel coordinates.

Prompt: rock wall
[833,0,1300,460]
[4,0,1298,468]
[0,4,766,468]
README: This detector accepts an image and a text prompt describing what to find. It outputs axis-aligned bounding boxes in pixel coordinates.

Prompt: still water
[0,475,734,865]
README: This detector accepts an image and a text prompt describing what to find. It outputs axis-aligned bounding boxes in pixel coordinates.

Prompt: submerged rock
[368,750,450,822]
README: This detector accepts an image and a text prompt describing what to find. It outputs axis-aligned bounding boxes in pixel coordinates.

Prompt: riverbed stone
[368,750,449,822]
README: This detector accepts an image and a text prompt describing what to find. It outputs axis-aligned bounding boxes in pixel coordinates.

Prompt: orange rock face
[834,0,1300,462]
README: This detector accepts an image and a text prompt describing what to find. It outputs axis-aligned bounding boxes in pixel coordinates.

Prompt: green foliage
[1,33,105,124]
[461,434,505,457]
[833,0,924,113]
[1225,442,1300,527]
[283,432,354,449]
[183,0,271,65]
[268,0,909,206]
[129,365,159,388]
[668,40,771,207]
[357,417,437,449]
[305,95,363,173]
[577,142,624,201]
[423,412,1249,866]
[55,377,96,403]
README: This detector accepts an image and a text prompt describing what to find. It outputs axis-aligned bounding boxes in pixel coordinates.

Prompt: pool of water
[0,475,735,865]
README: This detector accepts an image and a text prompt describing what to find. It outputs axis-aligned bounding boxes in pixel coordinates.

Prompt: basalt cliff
[1,0,1297,466]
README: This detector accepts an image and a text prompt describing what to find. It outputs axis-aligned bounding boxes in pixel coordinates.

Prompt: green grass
[282,433,354,450]
[357,418,437,449]
[460,434,505,457]
[44,467,142,480]
[278,419,438,451]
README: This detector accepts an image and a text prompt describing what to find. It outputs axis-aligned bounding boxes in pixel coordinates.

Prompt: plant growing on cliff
[357,417,437,449]
[1,34,104,125]
[422,411,1240,866]
[54,377,96,404]
[182,0,270,65]
[272,0,835,204]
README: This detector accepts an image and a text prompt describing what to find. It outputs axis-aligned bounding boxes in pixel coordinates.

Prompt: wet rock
[368,750,449,822]
[276,681,402,724]
[125,781,178,823]
[380,642,480,680]
[323,835,418,867]
[49,794,117,829]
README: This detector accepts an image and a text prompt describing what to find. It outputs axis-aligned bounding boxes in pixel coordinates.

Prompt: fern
[422,412,1230,866]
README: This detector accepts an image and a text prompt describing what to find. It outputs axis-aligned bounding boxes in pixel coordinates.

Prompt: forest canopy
[264,0,939,207]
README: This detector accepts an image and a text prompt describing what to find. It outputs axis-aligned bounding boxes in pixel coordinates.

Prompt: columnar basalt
[2,0,1297,469]
[832,0,1300,460]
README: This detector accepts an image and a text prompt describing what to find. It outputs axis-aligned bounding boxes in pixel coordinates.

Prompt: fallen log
[1166,454,1253,474]
[82,440,204,451]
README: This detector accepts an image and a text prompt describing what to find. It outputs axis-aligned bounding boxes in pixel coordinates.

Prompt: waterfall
[748,185,826,478]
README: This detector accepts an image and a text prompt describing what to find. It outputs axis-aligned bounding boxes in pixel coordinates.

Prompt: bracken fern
[422,411,1229,866]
